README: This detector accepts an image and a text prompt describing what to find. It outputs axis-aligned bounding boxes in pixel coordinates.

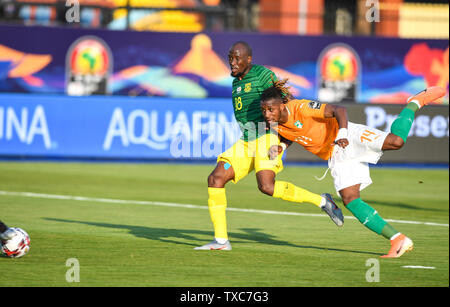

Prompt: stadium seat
[36,5,56,25]
[16,0,57,26]
[18,4,55,26]
[77,0,117,9]
[80,7,102,28]
[399,3,449,39]
[109,0,204,32]
[15,0,57,4]
[12,0,206,31]
[18,5,31,22]
[203,0,221,6]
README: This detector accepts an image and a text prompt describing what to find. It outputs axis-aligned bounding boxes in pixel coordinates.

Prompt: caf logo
[317,43,360,103]
[66,36,113,96]
[294,120,303,129]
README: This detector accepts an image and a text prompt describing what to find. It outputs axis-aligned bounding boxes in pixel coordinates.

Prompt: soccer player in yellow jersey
[195,42,344,251]
[261,79,446,258]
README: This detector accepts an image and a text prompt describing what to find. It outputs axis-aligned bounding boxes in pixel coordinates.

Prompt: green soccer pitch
[0,162,448,287]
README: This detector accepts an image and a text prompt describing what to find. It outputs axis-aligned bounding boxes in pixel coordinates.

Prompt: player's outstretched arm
[324,104,349,148]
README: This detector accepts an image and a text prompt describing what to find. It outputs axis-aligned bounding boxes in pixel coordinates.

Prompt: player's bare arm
[324,104,349,149]
[268,137,292,160]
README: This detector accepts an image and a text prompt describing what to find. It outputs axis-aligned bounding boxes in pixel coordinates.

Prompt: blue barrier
[0,94,241,160]
[1,93,448,164]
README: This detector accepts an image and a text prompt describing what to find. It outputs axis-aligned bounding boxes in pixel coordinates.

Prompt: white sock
[410,99,421,109]
[215,237,228,244]
[390,233,401,241]
[319,197,327,208]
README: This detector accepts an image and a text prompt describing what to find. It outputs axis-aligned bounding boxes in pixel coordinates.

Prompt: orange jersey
[273,99,339,160]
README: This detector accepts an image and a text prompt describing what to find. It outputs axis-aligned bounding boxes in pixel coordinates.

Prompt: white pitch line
[0,190,448,228]
[402,266,436,270]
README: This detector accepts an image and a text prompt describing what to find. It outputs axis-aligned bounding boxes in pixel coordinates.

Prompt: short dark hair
[230,41,253,57]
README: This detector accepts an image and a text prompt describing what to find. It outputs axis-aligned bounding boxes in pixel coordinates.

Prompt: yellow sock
[208,187,228,240]
[273,181,323,208]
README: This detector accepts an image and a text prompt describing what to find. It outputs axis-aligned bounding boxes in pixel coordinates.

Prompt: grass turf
[0,162,448,287]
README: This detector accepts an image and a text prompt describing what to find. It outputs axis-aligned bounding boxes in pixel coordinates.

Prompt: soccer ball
[1,228,31,258]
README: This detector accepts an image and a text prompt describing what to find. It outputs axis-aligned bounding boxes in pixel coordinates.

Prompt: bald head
[228,41,253,79]
[229,41,252,57]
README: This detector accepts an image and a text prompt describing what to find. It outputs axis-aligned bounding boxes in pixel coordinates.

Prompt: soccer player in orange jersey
[195,43,344,251]
[260,79,446,258]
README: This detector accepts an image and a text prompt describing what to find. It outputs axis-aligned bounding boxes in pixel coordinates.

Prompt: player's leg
[0,220,7,234]
[256,170,344,226]
[389,86,446,145]
[255,133,343,226]
[208,161,235,188]
[0,220,17,241]
[206,161,235,243]
[371,88,447,255]
[257,170,323,207]
[195,162,234,250]
[195,140,253,250]
[340,185,413,258]
[340,185,399,239]
[255,133,322,207]
[381,133,404,151]
[333,122,416,257]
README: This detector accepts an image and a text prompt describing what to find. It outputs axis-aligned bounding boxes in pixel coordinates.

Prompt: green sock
[390,103,418,142]
[346,198,398,239]
[380,223,399,240]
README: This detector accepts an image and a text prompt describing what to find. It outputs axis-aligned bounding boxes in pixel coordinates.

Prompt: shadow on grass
[363,199,448,213]
[335,198,448,213]
[44,218,382,256]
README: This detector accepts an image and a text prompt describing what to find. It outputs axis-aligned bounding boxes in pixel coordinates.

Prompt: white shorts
[328,122,389,194]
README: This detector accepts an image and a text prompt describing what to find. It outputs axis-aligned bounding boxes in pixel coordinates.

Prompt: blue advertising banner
[0,25,448,104]
[0,93,240,160]
[1,94,447,163]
